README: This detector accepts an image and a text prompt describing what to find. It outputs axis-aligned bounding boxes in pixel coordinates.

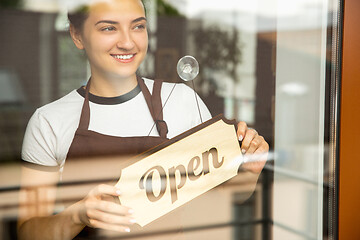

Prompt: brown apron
[66,76,169,239]
[67,76,168,159]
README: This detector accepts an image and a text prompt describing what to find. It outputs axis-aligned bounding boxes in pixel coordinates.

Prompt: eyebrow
[95,17,147,26]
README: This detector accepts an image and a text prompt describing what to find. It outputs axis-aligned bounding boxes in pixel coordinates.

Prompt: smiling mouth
[111,54,135,61]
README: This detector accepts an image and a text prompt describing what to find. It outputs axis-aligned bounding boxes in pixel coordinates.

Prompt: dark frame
[323,0,344,239]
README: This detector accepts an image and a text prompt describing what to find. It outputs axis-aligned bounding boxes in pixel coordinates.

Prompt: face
[71,0,148,82]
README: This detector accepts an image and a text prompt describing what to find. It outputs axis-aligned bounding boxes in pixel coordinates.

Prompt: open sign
[116,116,243,227]
[139,147,225,204]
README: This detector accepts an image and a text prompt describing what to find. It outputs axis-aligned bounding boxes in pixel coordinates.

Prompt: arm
[17,165,80,240]
[17,165,136,240]
[19,109,136,239]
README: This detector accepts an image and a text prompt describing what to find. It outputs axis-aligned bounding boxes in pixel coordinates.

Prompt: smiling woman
[17,0,268,239]
[69,0,149,96]
[17,1,212,238]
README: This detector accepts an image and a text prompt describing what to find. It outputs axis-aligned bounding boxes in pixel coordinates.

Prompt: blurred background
[0,0,343,239]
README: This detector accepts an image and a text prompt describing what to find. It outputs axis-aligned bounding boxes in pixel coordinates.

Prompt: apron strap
[152,79,168,138]
[78,80,91,130]
[137,76,168,138]
[77,76,168,138]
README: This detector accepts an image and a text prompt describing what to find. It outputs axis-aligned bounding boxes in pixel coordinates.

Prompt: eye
[101,26,116,32]
[134,24,146,30]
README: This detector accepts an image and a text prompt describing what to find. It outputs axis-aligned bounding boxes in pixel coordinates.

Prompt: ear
[69,24,85,50]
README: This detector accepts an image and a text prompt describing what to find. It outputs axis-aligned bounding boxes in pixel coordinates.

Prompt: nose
[116,30,135,50]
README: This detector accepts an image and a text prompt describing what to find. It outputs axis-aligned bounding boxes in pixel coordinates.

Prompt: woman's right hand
[72,184,136,232]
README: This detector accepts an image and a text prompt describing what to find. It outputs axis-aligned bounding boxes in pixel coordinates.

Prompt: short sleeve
[21,109,59,168]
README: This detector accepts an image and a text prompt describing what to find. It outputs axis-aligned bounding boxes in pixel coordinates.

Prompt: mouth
[111,54,136,63]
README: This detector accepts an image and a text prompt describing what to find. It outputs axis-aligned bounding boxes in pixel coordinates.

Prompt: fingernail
[242,149,246,154]
[125,228,130,233]
[128,209,134,214]
[238,135,243,141]
[130,218,137,223]
[116,190,122,195]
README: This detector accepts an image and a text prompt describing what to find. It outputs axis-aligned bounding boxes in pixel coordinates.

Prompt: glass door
[0,0,342,239]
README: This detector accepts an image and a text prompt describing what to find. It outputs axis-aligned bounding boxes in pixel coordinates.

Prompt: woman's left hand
[237,121,269,173]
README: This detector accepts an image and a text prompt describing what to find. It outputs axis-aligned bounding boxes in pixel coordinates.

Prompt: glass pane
[273,0,341,239]
[0,0,341,239]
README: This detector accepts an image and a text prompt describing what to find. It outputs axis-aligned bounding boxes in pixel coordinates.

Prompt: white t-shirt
[21,78,212,169]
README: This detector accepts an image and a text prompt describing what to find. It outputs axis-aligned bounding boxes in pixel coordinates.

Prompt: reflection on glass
[0,0,341,239]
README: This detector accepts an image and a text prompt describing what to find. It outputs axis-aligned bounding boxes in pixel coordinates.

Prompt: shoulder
[22,90,83,166]
[28,89,84,143]
[161,81,204,108]
[142,77,194,98]
[148,79,212,137]
[35,90,83,120]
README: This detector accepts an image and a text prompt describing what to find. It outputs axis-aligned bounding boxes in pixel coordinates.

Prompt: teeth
[113,54,134,60]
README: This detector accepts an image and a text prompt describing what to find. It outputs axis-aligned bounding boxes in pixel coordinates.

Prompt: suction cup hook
[177,56,199,81]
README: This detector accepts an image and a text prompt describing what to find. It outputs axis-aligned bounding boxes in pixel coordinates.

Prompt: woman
[18,0,269,239]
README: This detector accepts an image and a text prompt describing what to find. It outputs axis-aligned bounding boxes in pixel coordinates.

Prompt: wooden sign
[115,116,243,227]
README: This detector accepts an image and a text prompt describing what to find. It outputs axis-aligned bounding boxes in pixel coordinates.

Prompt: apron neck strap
[78,79,91,130]
[77,77,168,138]
[137,76,168,138]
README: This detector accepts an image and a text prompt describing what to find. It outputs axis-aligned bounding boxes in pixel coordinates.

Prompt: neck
[89,74,138,97]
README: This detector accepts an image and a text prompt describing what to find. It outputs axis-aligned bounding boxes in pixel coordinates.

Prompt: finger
[241,128,258,154]
[242,143,269,173]
[87,208,136,226]
[244,143,269,163]
[89,184,122,198]
[88,218,131,233]
[245,135,264,154]
[236,121,247,141]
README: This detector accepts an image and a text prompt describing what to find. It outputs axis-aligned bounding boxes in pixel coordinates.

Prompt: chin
[113,72,137,80]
